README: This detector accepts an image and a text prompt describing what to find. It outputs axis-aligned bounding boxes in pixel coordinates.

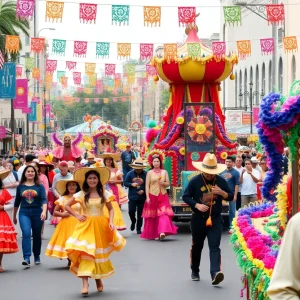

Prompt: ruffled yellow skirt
[65,215,126,279]
[45,216,79,259]
[103,201,126,231]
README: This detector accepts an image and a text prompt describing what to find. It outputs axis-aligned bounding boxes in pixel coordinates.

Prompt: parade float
[230,80,300,299]
[146,18,238,218]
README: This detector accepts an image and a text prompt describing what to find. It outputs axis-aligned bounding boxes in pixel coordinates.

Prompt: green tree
[0,1,30,61]
[160,88,170,110]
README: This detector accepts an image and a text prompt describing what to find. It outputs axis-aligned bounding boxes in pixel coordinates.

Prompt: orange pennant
[283,36,298,53]
[32,68,40,79]
[85,63,96,75]
[45,74,53,89]
[46,1,64,22]
[5,35,20,53]
[164,44,177,62]
[144,6,161,27]
[117,43,131,59]
[236,40,251,58]
[127,74,135,84]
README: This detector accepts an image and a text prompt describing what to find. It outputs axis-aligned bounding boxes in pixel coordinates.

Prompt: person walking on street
[234,156,244,211]
[239,158,260,207]
[121,144,135,182]
[183,153,233,285]
[124,157,148,234]
[220,156,240,232]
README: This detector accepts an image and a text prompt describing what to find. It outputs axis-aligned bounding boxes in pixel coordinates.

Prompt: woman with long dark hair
[45,179,81,266]
[13,166,47,267]
[65,168,126,296]
[141,151,177,240]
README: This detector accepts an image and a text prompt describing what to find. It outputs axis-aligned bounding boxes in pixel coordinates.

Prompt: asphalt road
[0,207,242,300]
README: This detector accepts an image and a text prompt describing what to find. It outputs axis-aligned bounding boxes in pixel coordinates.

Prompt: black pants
[128,200,145,231]
[236,192,241,211]
[190,214,223,277]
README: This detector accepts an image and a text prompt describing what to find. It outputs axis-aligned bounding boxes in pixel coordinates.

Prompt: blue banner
[0,63,16,99]
[28,102,37,122]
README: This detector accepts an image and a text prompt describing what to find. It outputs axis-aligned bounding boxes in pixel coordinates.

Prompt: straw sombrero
[55,178,80,196]
[192,153,226,175]
[97,153,120,161]
[0,168,10,180]
[74,167,110,186]
[86,152,96,160]
[129,157,148,169]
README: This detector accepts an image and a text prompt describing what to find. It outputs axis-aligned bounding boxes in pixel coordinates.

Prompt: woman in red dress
[0,169,19,272]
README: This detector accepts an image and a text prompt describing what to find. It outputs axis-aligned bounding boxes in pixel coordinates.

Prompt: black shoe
[212,272,224,285]
[22,258,30,267]
[130,222,136,231]
[191,271,200,281]
[137,229,141,234]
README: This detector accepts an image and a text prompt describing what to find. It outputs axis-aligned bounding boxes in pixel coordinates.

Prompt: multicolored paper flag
[52,39,66,55]
[112,5,130,25]
[66,61,77,70]
[16,0,35,20]
[125,64,135,75]
[178,7,196,27]
[283,36,298,53]
[79,3,97,23]
[31,38,45,53]
[211,41,226,61]
[260,38,274,55]
[164,44,177,62]
[32,68,40,79]
[224,6,241,26]
[96,42,110,58]
[73,72,81,85]
[117,43,131,59]
[266,4,285,25]
[16,66,23,77]
[25,57,35,70]
[105,64,116,76]
[187,43,201,59]
[57,70,65,81]
[60,76,68,88]
[74,41,88,57]
[237,40,251,58]
[85,62,96,75]
[146,65,157,77]
[45,1,64,22]
[5,35,20,53]
[140,43,154,60]
[46,59,57,74]
[144,6,161,27]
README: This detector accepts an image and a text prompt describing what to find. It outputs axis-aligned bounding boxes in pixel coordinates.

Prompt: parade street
[1,208,242,300]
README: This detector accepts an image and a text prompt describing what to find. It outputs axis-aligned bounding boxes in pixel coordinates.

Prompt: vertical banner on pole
[14,79,28,109]
[184,103,215,171]
[0,63,16,98]
[28,102,37,122]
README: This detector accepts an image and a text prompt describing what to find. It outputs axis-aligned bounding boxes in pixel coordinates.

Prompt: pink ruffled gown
[141,170,177,240]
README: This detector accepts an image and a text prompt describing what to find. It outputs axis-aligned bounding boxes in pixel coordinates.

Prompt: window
[292,55,296,83]
[255,65,259,105]
[235,72,238,107]
[244,69,248,107]
[278,57,283,93]
[268,61,272,92]
[262,63,266,94]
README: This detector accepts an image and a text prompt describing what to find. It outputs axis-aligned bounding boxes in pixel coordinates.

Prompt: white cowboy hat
[129,157,148,169]
[97,152,120,161]
[192,153,226,175]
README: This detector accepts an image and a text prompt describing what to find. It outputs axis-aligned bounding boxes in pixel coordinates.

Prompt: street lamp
[239,82,265,134]
[36,28,55,147]
[25,69,31,147]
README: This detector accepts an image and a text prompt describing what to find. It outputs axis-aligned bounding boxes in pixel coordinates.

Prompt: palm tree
[0,1,30,61]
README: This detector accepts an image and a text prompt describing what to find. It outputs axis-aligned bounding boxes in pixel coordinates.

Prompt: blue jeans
[122,166,132,184]
[19,207,43,260]
[229,201,236,229]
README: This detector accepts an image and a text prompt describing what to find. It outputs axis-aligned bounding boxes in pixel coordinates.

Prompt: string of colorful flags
[16,2,287,27]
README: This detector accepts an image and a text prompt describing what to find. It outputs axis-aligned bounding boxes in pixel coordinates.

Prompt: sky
[36,0,221,76]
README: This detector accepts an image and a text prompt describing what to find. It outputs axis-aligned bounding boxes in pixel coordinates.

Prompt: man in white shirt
[52,161,72,198]
[234,155,244,211]
[17,154,36,181]
[239,158,260,207]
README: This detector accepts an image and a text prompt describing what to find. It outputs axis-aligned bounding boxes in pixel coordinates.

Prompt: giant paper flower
[187,115,213,144]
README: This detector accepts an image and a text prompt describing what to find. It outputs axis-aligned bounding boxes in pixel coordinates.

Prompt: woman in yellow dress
[65,167,126,296]
[45,179,81,266]
[99,153,127,231]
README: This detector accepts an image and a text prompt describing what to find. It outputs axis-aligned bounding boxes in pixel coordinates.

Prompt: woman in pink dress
[141,151,177,240]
